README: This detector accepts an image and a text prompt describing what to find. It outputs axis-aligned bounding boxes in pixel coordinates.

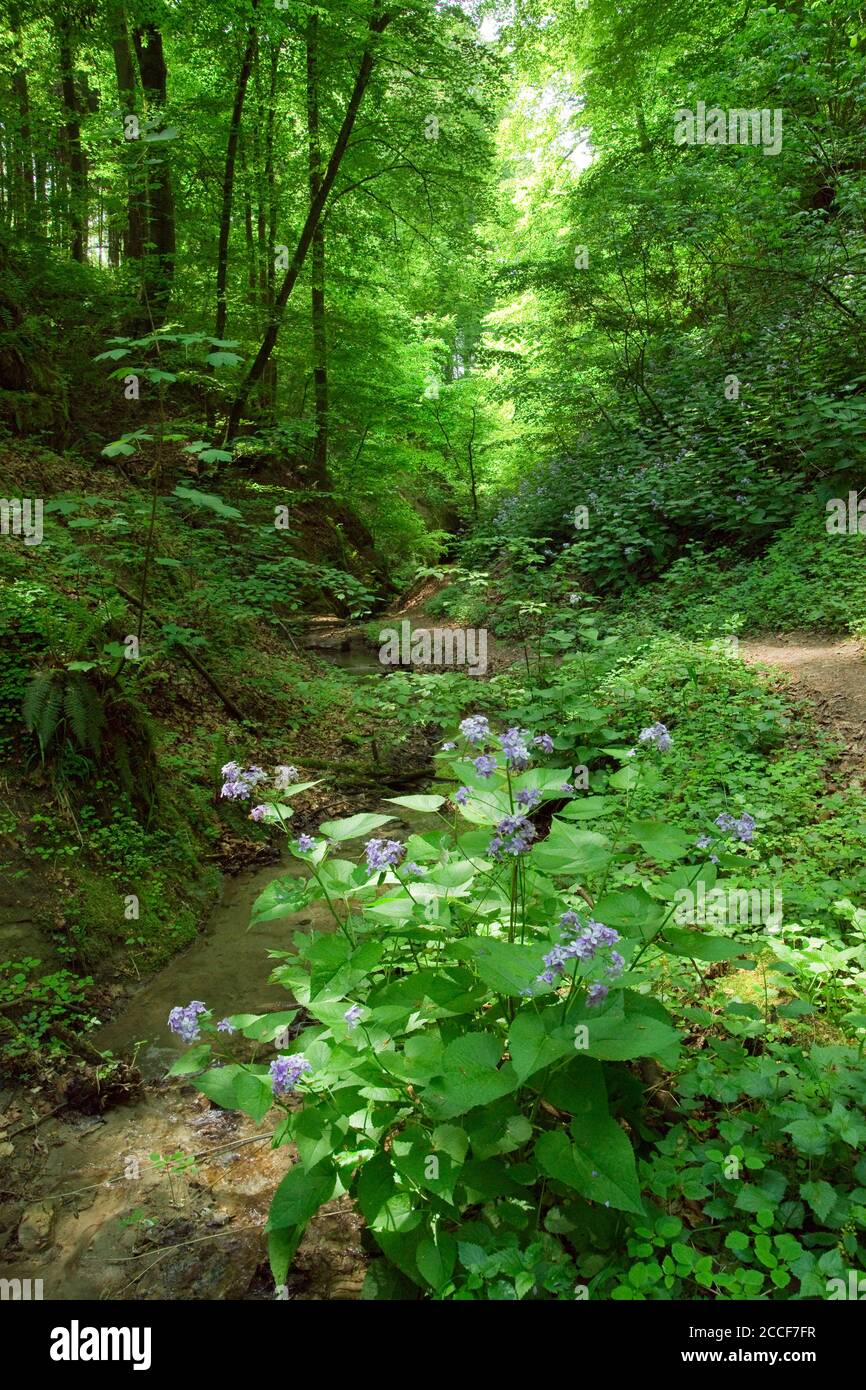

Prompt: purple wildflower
[453,787,470,806]
[216,1018,236,1034]
[249,805,267,821]
[296,833,315,852]
[365,838,405,872]
[587,984,609,1007]
[404,862,425,877]
[168,1000,208,1043]
[270,1054,312,1096]
[533,733,554,754]
[472,753,498,777]
[441,741,457,751]
[344,1004,363,1031]
[516,787,542,809]
[488,814,537,859]
[273,765,299,789]
[639,722,672,752]
[459,715,490,745]
[499,727,531,770]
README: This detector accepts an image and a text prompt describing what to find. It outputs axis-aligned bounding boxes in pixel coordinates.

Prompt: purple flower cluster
[168,1000,208,1043]
[273,765,299,789]
[296,833,316,852]
[715,811,756,843]
[365,838,405,872]
[344,1004,363,1030]
[454,787,470,806]
[499,727,531,770]
[488,813,537,859]
[638,722,672,752]
[536,919,622,987]
[270,1053,312,1096]
[473,754,498,777]
[533,733,554,754]
[516,786,542,809]
[220,762,269,801]
[459,715,490,745]
[216,1018,236,1034]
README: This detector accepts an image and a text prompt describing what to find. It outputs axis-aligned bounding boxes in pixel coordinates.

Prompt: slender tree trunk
[56,20,88,261]
[214,0,260,342]
[224,4,392,442]
[10,7,35,226]
[133,23,176,320]
[306,11,329,484]
[110,1,145,263]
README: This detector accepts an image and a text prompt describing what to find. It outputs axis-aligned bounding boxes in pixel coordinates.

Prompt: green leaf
[800,1181,839,1224]
[268,1163,337,1230]
[167,1043,212,1076]
[530,820,612,877]
[535,1112,643,1215]
[509,1008,577,1082]
[171,485,243,519]
[627,821,693,861]
[318,812,395,842]
[452,937,541,997]
[383,794,446,812]
[205,350,243,367]
[422,1032,518,1119]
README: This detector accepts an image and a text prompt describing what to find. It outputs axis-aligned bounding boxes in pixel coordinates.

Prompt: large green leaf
[268,1163,337,1230]
[535,1112,643,1215]
[422,1032,518,1119]
[318,812,395,841]
[530,820,612,877]
[509,1008,577,1081]
[627,820,693,861]
[451,937,541,997]
[383,794,446,812]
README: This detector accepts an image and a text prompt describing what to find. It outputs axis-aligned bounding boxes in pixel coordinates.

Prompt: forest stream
[2,647,439,1302]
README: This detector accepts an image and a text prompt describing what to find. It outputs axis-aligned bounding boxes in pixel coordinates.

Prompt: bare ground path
[739,632,866,786]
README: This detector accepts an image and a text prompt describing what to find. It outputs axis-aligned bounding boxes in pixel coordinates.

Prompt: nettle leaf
[800,1180,839,1224]
[783,1116,829,1156]
[535,1112,643,1215]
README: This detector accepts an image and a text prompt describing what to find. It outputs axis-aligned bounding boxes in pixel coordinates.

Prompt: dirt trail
[739,632,866,785]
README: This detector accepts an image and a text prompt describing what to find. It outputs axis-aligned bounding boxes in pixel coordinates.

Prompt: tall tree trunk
[56,20,87,261]
[109,1,146,263]
[224,4,392,442]
[10,6,36,226]
[133,23,176,320]
[214,0,260,342]
[306,11,329,485]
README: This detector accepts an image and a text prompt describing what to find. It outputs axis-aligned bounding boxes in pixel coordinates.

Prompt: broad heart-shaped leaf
[510,767,576,799]
[251,876,317,924]
[422,1032,518,1119]
[237,1009,298,1043]
[449,937,540,997]
[383,794,446,813]
[537,1055,607,1118]
[573,991,680,1065]
[318,812,395,842]
[593,886,665,939]
[167,1043,212,1076]
[627,820,693,861]
[171,485,243,519]
[268,1162,337,1231]
[509,1008,576,1082]
[191,1064,273,1122]
[535,1112,643,1215]
[800,1180,839,1224]
[530,820,612,878]
[660,929,753,963]
[558,795,617,820]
